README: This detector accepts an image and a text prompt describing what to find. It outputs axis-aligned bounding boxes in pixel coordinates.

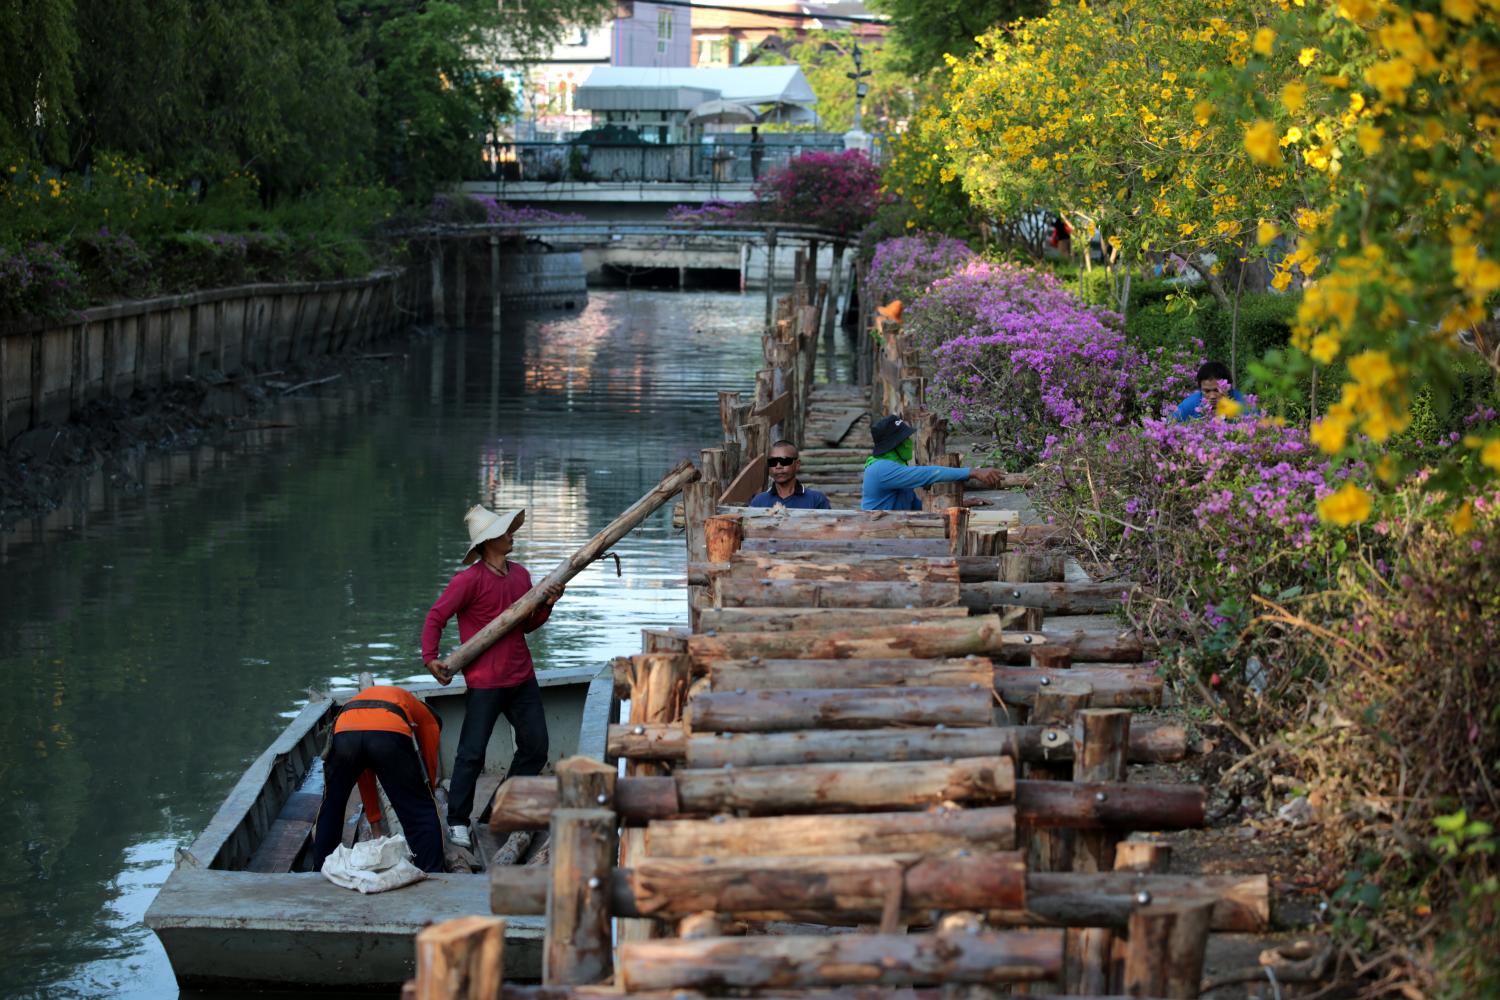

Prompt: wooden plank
[415,916,505,1000]
[719,454,767,506]
[708,656,991,691]
[673,756,1014,815]
[751,390,792,427]
[714,578,963,609]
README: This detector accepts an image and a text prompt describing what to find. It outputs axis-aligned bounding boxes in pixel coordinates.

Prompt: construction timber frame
[403,262,1270,1000]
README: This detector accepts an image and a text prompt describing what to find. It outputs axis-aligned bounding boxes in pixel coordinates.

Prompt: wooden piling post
[1066,707,1133,994]
[488,234,502,332]
[415,916,505,1000]
[625,654,690,777]
[544,759,618,986]
[1122,900,1214,998]
[704,514,744,563]
[763,228,777,327]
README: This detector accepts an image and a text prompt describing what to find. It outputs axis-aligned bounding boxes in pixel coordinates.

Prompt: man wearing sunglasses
[749,440,832,510]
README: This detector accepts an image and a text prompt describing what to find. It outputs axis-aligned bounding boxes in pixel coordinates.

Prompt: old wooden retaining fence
[406,267,1267,999]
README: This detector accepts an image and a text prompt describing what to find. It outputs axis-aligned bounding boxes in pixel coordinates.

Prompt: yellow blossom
[1281,82,1308,114]
[1215,396,1243,418]
[1271,270,1293,291]
[1356,124,1384,155]
[1298,47,1319,67]
[1349,349,1397,387]
[1448,501,1475,534]
[1365,58,1416,104]
[1310,410,1352,452]
[1281,126,1304,146]
[1257,221,1281,245]
[1244,120,1284,166]
[1318,481,1373,525]
[1376,455,1399,483]
[1483,438,1500,473]
[1253,28,1277,56]
[1193,100,1215,125]
[1442,0,1477,21]
[1310,332,1341,363]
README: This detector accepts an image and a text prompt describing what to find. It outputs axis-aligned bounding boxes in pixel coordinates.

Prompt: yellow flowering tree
[928,0,1314,315]
[1203,0,1500,515]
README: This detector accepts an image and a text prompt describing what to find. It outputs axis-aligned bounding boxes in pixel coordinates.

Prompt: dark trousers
[447,676,549,826]
[310,730,445,873]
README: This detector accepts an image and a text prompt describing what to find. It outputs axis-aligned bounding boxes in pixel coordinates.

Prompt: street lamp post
[845,42,874,152]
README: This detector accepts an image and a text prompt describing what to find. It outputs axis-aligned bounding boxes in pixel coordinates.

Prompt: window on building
[657,9,673,53]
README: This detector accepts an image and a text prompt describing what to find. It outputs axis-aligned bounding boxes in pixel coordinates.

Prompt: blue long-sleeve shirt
[861,461,971,511]
[1174,389,1249,421]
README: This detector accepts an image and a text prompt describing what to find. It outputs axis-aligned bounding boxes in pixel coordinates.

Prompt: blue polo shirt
[749,482,832,509]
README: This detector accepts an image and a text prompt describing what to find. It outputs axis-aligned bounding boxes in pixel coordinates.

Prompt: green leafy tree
[0,0,79,162]
[755,31,923,134]
[866,0,1043,76]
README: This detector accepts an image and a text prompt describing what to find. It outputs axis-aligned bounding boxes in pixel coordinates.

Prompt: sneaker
[449,824,472,848]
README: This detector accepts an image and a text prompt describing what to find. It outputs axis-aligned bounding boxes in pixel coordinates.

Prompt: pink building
[611,2,692,68]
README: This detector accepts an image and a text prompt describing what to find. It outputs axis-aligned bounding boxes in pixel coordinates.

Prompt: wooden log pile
[409,265,1265,1000]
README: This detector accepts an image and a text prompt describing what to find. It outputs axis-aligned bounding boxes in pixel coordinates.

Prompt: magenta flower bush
[906,261,1136,466]
[1033,415,1375,701]
[667,200,745,225]
[469,197,584,224]
[866,234,975,306]
[752,150,884,237]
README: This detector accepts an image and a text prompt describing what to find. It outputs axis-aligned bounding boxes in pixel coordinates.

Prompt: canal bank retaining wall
[0,267,423,445]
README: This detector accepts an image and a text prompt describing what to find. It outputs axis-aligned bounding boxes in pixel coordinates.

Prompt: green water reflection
[0,290,782,998]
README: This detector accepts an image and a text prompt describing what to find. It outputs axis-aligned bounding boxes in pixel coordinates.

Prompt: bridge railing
[468,140,848,185]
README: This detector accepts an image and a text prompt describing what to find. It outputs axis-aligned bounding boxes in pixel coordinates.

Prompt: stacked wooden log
[408,272,1268,1000]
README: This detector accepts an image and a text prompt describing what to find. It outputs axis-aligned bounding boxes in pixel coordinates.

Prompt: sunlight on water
[0,290,785,998]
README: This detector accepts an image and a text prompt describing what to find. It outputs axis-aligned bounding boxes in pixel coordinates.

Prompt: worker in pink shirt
[422,506,563,849]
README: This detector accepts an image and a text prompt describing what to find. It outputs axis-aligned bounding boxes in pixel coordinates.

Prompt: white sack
[321,834,427,894]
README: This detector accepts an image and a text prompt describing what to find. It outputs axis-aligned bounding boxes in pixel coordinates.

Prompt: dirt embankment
[1,349,408,531]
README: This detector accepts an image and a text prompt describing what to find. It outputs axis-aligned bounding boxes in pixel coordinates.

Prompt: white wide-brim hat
[462,505,526,564]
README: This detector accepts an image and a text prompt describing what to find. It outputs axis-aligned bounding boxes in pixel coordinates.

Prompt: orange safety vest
[334,685,442,826]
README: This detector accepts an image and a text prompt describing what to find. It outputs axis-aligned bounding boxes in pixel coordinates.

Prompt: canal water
[0,290,850,999]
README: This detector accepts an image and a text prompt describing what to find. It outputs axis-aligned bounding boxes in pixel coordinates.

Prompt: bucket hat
[462,505,526,564]
[869,415,916,456]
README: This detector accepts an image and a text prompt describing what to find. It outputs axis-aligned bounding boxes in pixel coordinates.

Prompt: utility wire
[646,0,887,25]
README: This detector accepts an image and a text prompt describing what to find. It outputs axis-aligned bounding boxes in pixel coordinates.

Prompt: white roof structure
[575,66,817,113]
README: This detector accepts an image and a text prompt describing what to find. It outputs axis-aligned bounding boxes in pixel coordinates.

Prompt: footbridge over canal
[411,221,853,330]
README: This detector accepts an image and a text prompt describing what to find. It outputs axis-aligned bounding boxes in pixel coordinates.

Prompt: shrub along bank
[867,231,1500,996]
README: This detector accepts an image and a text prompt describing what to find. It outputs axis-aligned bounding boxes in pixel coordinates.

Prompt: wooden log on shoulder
[415,916,505,1000]
[684,687,993,733]
[709,656,992,692]
[617,930,1064,990]
[645,806,1017,858]
[679,722,1187,769]
[675,756,1014,815]
[697,606,968,633]
[629,852,1026,918]
[449,460,698,675]
[714,577,963,609]
[962,581,1133,613]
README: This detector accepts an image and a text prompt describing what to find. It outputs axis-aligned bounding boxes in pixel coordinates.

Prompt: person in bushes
[1174,361,1251,421]
[862,415,1005,510]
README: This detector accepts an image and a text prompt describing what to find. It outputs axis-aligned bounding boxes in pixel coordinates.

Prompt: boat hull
[145,667,612,990]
